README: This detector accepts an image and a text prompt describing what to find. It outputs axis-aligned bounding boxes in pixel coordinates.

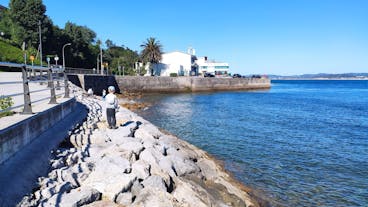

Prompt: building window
[214,66,229,69]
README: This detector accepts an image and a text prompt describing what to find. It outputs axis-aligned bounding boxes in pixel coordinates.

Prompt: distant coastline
[272,77,368,80]
[268,72,368,80]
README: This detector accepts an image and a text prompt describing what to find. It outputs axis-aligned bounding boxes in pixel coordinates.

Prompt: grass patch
[0,111,15,118]
[0,40,23,63]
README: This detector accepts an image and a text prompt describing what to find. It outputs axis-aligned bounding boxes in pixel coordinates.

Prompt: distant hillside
[269,73,368,80]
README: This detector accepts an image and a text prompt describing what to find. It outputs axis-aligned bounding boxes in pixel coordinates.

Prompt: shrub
[0,95,13,110]
[170,73,178,77]
[0,95,14,118]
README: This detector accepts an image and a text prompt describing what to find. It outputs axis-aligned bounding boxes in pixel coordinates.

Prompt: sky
[1,0,367,75]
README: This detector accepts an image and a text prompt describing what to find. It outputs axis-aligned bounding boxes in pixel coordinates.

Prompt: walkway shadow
[0,102,88,206]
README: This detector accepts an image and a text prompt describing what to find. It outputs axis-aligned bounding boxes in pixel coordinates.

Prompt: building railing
[0,62,70,114]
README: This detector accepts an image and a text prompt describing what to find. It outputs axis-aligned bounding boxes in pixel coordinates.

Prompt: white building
[158,51,193,76]
[149,48,229,77]
[196,57,229,77]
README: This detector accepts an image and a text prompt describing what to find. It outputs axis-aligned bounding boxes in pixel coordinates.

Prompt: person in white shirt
[105,86,119,129]
[87,88,93,96]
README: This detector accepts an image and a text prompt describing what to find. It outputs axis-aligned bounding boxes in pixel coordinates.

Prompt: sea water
[138,80,368,206]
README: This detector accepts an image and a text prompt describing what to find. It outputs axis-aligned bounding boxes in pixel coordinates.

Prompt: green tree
[0,9,13,40]
[140,37,162,76]
[64,22,98,68]
[8,0,51,47]
[105,39,115,48]
[105,45,140,76]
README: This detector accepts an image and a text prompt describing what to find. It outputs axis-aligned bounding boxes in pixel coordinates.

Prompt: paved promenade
[0,72,69,130]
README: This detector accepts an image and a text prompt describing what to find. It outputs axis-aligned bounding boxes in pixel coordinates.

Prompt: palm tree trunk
[151,63,154,76]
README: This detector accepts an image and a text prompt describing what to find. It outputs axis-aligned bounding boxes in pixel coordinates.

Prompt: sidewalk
[0,72,69,130]
[0,72,66,112]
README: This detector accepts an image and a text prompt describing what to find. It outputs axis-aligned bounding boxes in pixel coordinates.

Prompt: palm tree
[140,37,162,76]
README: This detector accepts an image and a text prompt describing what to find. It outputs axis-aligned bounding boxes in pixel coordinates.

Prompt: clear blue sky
[1,0,367,75]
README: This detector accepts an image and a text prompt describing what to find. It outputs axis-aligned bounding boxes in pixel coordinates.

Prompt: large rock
[58,186,102,207]
[131,159,151,180]
[139,147,162,165]
[82,156,136,200]
[131,187,177,207]
[170,156,200,176]
[130,180,144,197]
[158,156,177,177]
[134,123,162,141]
[197,158,220,180]
[141,175,167,192]
[115,192,133,206]
[106,126,133,140]
[36,179,77,201]
[172,178,217,207]
[119,140,145,156]
[83,200,124,207]
[38,181,76,206]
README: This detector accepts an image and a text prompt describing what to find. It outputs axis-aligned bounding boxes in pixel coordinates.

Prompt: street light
[62,43,72,70]
[62,43,72,98]
[54,55,59,66]
[100,43,103,75]
[96,54,100,74]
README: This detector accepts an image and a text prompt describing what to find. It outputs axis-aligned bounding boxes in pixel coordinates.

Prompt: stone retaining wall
[116,76,271,92]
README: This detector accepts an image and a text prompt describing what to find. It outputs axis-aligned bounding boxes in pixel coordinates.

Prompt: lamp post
[62,43,72,70]
[99,42,103,75]
[38,21,43,67]
[51,55,60,90]
[96,54,100,74]
[54,55,59,66]
[62,43,71,98]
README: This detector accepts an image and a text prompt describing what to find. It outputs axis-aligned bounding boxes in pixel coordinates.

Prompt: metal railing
[65,67,115,75]
[0,62,70,114]
[65,67,99,75]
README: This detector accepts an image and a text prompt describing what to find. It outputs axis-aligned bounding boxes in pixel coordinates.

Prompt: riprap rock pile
[19,91,259,207]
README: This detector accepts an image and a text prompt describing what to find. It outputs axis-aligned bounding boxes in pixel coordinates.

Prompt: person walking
[105,86,119,129]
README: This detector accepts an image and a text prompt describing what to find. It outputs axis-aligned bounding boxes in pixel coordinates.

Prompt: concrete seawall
[0,98,77,164]
[68,75,270,94]
[116,76,271,92]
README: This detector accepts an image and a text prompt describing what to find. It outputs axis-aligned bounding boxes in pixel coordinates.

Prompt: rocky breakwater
[19,92,260,206]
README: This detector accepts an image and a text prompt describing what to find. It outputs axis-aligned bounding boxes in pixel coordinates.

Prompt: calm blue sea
[138,80,368,207]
